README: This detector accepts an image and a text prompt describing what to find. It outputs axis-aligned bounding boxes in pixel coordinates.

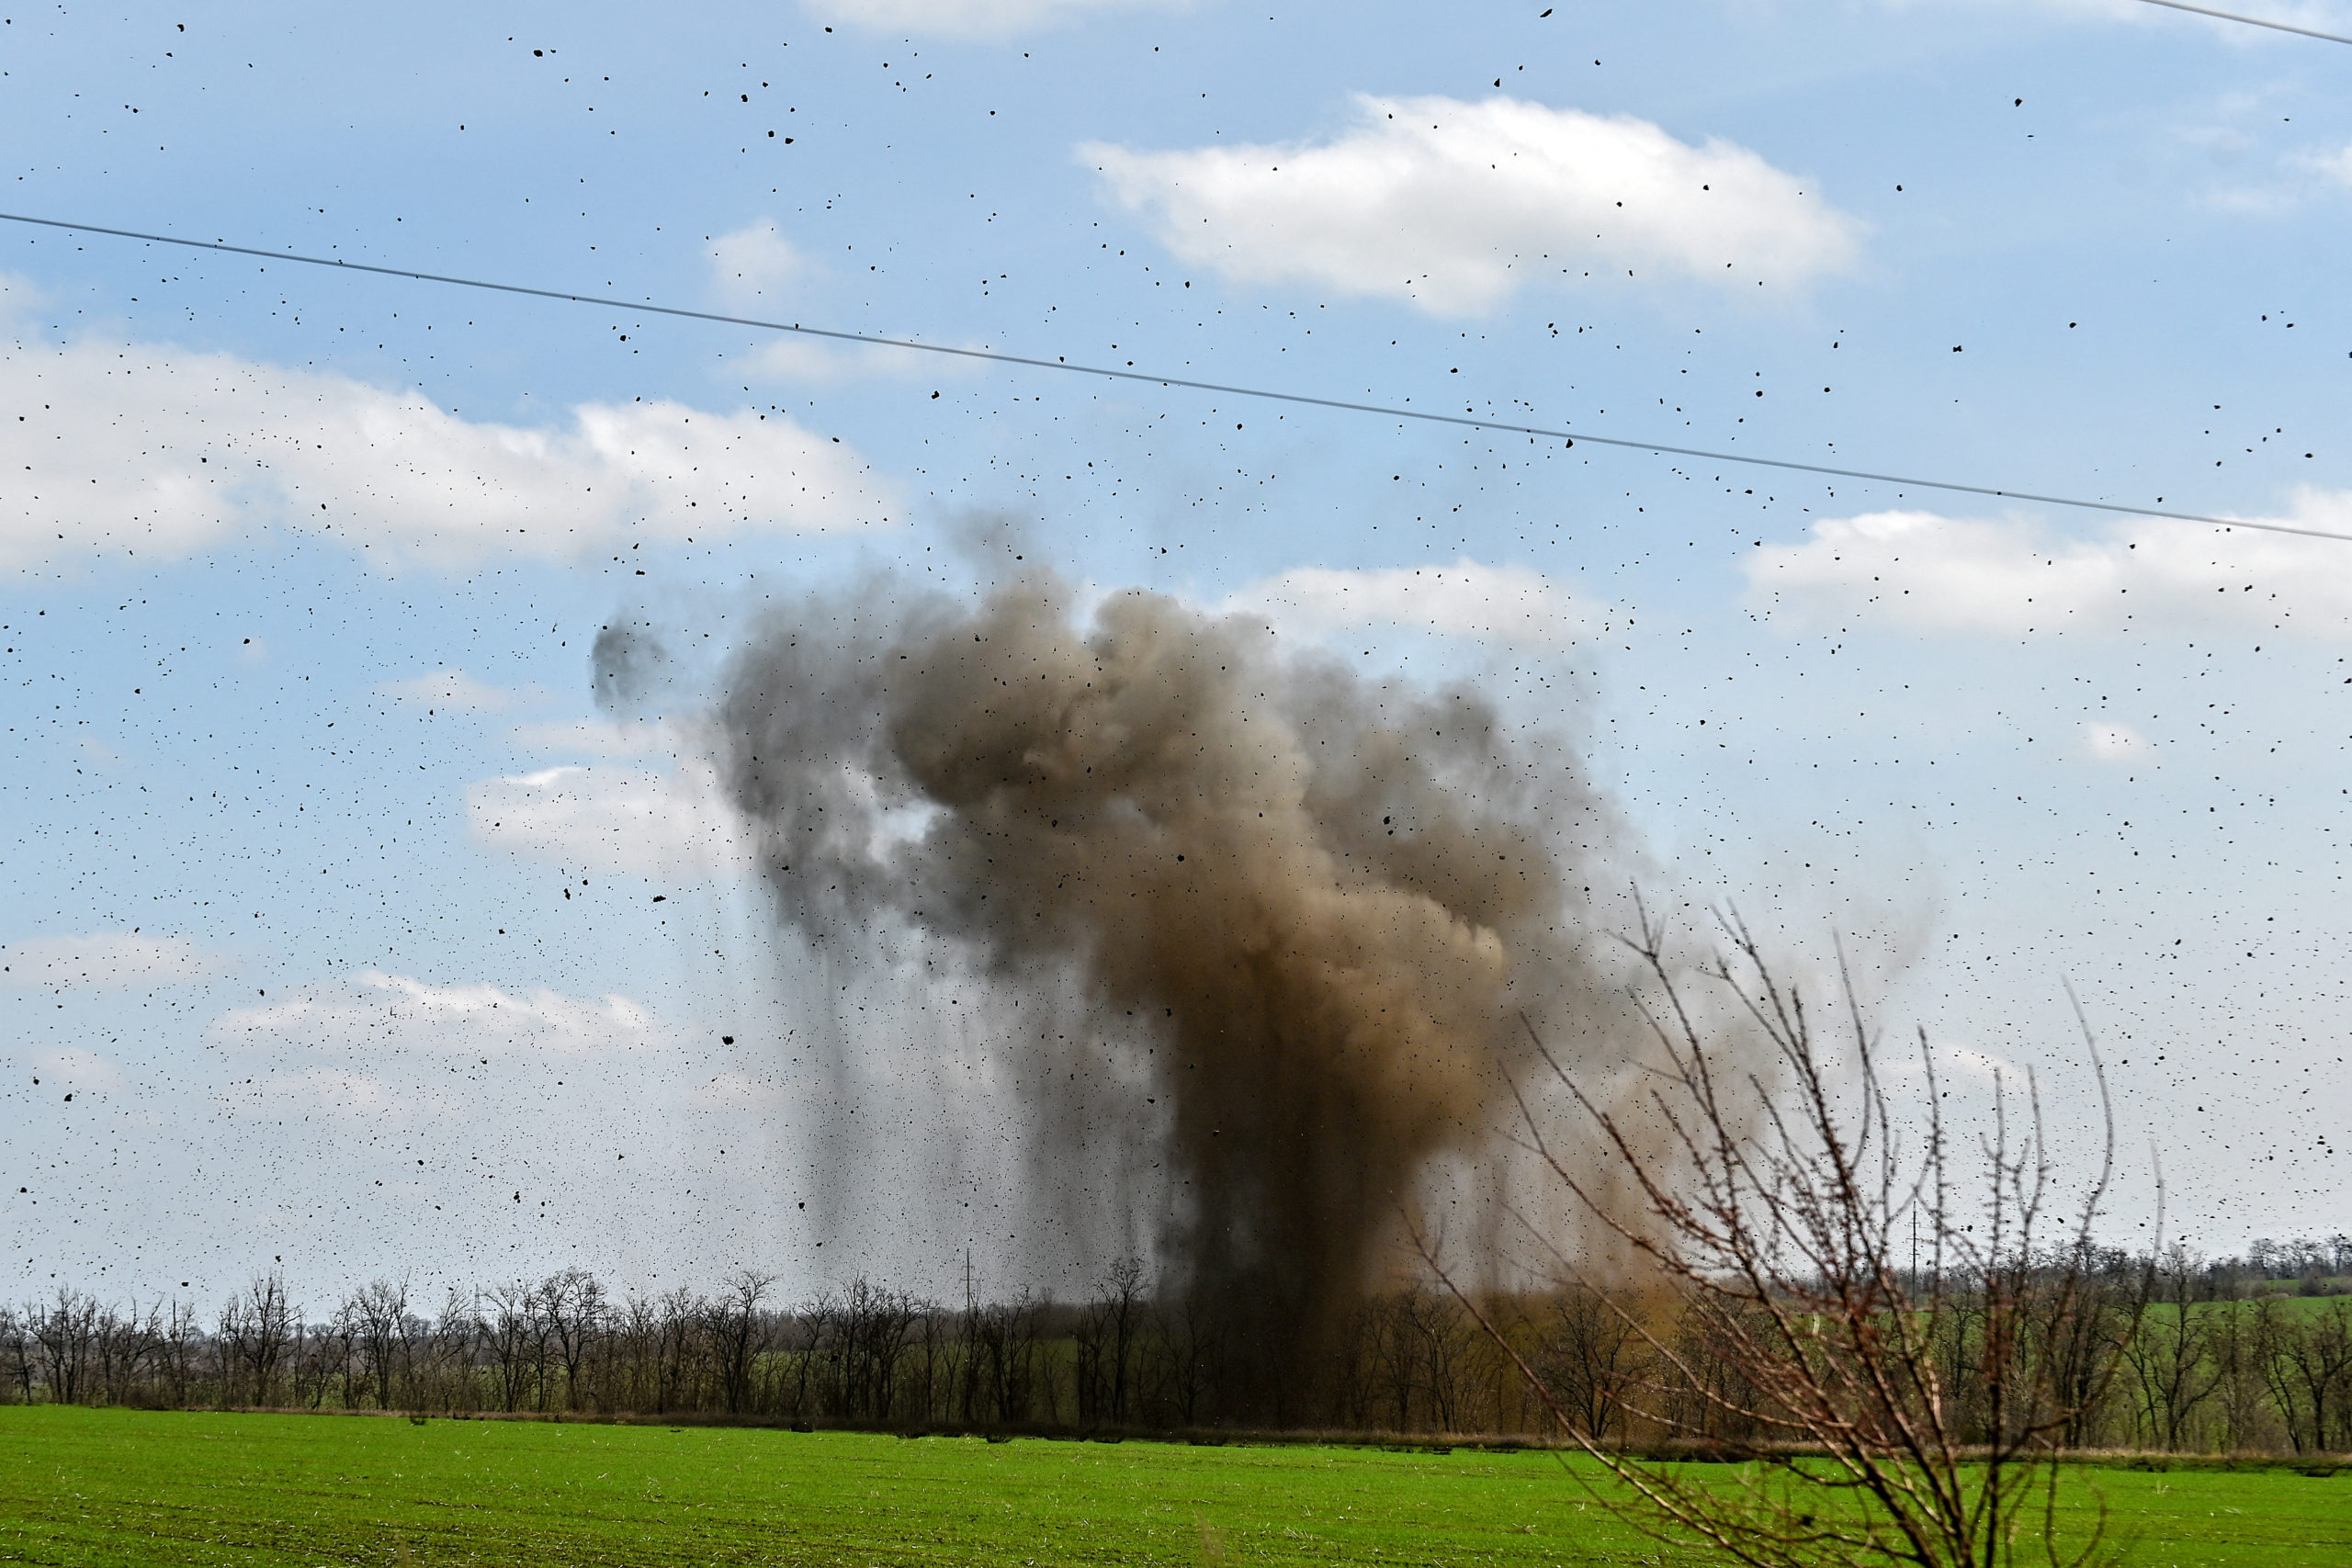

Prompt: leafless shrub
[1439,909,2153,1568]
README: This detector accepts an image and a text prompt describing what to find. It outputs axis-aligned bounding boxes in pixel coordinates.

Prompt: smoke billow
[694,566,1641,1412]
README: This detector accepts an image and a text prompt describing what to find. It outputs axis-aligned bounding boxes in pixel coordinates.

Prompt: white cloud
[468,760,752,877]
[1879,0,2352,40]
[1883,1034,2022,1089]
[1081,95,1860,316]
[1940,1042,2020,1086]
[17,1046,130,1093]
[2169,108,2352,216]
[1225,558,1598,645]
[0,273,50,325]
[707,220,810,306]
[2074,0,2352,41]
[205,974,676,1130]
[2308,143,2352,188]
[1743,494,2352,637]
[701,224,988,382]
[0,323,897,572]
[379,668,536,713]
[0,931,228,988]
[2082,721,2154,761]
[802,0,1186,39]
[207,970,667,1060]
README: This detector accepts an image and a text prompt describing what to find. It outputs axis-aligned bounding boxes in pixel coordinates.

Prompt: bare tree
[1447,912,2151,1568]
[2261,1296,2352,1455]
[291,1309,348,1410]
[408,1286,478,1416]
[1397,1285,1479,1433]
[1094,1258,1148,1426]
[154,1298,201,1409]
[607,1292,664,1415]
[482,1282,538,1412]
[0,1305,30,1403]
[539,1268,605,1412]
[1538,1283,1646,1444]
[826,1277,917,1422]
[222,1273,297,1407]
[909,1300,952,1426]
[350,1278,409,1410]
[2119,1247,2222,1450]
[1160,1292,1221,1427]
[90,1300,158,1407]
[653,1286,701,1415]
[29,1289,100,1404]
[967,1289,1047,1426]
[783,1291,831,1420]
[706,1270,774,1416]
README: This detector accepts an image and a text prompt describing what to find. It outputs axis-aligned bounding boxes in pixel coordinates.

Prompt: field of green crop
[2,1407,2345,1567]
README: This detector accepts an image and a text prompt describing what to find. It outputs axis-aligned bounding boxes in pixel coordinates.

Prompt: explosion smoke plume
[692,567,1637,1411]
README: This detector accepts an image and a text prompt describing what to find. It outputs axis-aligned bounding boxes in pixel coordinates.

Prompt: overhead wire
[3,209,2346,544]
[2131,0,2352,46]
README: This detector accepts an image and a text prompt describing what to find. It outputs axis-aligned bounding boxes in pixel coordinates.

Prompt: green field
[2,1407,2346,1567]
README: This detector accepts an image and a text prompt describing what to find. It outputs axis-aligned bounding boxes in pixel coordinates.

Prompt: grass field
[2,1408,2346,1567]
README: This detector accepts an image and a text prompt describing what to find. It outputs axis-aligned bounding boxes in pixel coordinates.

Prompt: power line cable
[4,209,2346,544]
[2132,0,2352,45]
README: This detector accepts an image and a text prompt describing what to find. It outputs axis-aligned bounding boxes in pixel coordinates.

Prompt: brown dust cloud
[604,561,1649,1418]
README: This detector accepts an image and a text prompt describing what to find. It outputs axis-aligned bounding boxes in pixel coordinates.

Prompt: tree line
[2,1237,2346,1453]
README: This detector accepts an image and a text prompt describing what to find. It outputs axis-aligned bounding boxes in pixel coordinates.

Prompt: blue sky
[5,0,2350,1307]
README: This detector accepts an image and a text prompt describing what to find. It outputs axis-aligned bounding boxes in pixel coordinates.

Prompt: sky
[4,0,2350,1311]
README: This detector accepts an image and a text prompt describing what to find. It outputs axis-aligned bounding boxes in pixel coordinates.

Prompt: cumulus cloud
[204,972,679,1131]
[378,668,537,713]
[16,1046,130,1093]
[1939,1042,2022,1086]
[1880,1033,2023,1090]
[2089,0,2352,42]
[0,931,228,987]
[702,221,992,382]
[707,220,810,305]
[2083,721,2154,761]
[207,971,668,1060]
[468,760,752,877]
[1082,95,1860,316]
[1743,493,2352,637]
[802,0,1186,39]
[1224,558,1599,645]
[0,324,897,572]
[1879,0,2351,39]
